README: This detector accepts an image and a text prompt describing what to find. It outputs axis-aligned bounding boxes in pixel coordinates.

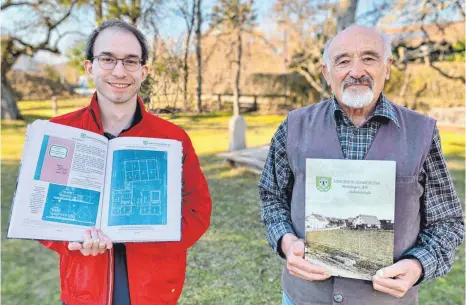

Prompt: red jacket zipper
[107,248,114,305]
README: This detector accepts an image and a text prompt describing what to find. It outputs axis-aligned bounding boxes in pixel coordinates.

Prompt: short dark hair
[85,19,149,65]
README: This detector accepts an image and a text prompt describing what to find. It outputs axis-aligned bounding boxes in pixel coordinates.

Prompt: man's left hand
[372,258,423,298]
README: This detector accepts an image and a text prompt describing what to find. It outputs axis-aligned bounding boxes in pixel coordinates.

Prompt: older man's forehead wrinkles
[352,33,383,46]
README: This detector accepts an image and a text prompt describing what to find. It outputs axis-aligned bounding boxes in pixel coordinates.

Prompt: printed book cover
[305,158,396,280]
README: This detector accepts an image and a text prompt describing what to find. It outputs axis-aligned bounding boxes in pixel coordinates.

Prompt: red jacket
[39,94,212,305]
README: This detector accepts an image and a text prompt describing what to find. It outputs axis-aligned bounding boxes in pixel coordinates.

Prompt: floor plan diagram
[108,149,168,226]
[42,184,100,226]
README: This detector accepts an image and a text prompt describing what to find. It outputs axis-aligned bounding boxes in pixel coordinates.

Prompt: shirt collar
[332,93,400,128]
[89,92,145,138]
[103,102,143,139]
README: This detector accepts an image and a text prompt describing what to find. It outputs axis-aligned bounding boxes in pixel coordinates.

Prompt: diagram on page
[42,184,100,226]
[108,150,168,226]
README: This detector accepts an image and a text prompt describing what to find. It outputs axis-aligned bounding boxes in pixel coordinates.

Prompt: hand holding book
[372,258,423,297]
[68,227,113,256]
[282,233,331,281]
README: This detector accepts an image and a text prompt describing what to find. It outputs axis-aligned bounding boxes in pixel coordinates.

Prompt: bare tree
[274,0,407,101]
[336,0,358,32]
[1,0,80,120]
[211,0,256,116]
[195,0,203,113]
[274,0,337,99]
[94,0,103,25]
[175,0,196,111]
[97,1,166,27]
[106,0,142,25]
[387,0,465,82]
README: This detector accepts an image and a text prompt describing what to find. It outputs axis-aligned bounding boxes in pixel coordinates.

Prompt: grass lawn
[1,99,464,305]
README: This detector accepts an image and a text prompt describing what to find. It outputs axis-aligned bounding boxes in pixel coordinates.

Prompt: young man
[259,25,464,305]
[39,20,212,305]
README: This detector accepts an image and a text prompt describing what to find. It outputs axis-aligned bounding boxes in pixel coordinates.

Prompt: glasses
[92,55,143,72]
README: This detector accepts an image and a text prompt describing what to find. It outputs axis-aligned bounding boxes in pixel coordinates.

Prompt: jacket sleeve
[38,240,83,256]
[128,132,212,255]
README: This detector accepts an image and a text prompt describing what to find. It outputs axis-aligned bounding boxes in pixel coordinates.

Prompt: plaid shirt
[259,95,464,282]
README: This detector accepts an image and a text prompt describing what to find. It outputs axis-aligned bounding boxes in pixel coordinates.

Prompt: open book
[7,120,182,243]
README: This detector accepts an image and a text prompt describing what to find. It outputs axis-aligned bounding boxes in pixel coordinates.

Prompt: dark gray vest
[283,100,435,305]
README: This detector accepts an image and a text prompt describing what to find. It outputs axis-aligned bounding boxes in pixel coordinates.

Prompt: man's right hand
[68,227,112,256]
[282,233,331,281]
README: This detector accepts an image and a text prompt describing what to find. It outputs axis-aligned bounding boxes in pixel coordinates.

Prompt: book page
[101,137,182,242]
[7,120,108,242]
[305,159,396,281]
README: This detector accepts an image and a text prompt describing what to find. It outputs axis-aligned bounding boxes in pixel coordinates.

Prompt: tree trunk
[1,77,22,120]
[94,0,103,25]
[336,0,358,32]
[182,0,196,112]
[398,72,411,104]
[233,27,242,116]
[195,0,203,113]
[130,0,141,25]
[183,30,193,111]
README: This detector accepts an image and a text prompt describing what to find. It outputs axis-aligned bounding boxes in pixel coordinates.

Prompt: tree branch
[298,65,324,93]
[243,29,278,53]
[7,1,78,55]
[1,0,43,10]
[52,30,87,50]
[429,62,465,82]
[455,0,465,18]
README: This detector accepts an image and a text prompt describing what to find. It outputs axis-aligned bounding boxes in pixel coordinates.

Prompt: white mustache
[342,77,374,90]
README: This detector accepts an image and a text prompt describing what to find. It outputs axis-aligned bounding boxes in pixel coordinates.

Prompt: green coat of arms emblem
[316,176,332,192]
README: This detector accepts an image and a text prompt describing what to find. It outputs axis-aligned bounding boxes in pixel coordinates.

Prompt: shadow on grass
[444,153,465,163]
[18,104,84,112]
[165,112,231,121]
[22,114,54,123]
[449,141,466,148]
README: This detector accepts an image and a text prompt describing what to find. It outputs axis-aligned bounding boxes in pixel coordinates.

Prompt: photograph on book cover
[108,149,168,226]
[305,159,395,281]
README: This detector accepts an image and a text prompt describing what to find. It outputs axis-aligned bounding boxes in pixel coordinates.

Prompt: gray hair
[322,25,392,67]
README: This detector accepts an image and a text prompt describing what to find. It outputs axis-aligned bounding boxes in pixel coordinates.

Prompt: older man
[259,25,464,305]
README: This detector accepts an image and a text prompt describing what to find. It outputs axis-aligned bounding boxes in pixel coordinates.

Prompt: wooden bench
[217,145,270,174]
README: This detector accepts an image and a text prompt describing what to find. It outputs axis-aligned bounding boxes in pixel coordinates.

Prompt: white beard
[341,87,374,109]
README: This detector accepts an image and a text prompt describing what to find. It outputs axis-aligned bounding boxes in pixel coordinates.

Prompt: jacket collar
[88,92,147,133]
